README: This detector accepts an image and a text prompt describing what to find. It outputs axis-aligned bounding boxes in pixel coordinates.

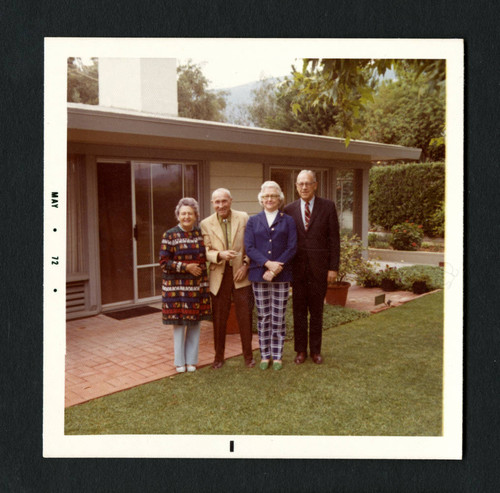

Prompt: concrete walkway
[65,286,426,408]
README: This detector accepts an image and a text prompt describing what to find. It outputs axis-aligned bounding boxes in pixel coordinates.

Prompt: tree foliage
[285,59,445,147]
[240,74,339,135]
[359,67,445,161]
[177,60,228,122]
[67,57,98,104]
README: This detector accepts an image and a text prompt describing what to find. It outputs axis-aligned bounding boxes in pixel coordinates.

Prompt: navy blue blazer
[244,210,297,282]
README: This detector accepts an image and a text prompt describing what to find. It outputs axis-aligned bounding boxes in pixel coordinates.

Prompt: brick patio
[65,286,422,407]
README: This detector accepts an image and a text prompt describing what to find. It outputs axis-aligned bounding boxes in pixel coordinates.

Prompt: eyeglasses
[296,182,316,188]
[261,194,280,200]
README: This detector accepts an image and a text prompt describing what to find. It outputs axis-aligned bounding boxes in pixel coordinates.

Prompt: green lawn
[65,291,443,436]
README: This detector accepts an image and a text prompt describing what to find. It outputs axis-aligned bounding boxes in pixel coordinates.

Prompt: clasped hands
[263,260,284,281]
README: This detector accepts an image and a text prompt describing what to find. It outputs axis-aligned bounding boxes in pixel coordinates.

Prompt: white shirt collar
[300,196,315,207]
[264,209,279,227]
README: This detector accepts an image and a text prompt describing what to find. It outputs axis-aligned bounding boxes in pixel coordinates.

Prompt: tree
[67,57,98,104]
[359,67,445,161]
[177,60,228,122]
[242,74,339,135]
[285,59,445,146]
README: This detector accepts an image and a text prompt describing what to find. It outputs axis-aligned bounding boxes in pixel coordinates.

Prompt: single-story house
[66,58,420,319]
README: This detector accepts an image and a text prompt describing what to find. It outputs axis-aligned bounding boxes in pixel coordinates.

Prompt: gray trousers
[173,323,201,366]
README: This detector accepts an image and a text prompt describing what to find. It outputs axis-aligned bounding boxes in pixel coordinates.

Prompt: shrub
[397,265,444,292]
[337,234,365,283]
[369,162,445,235]
[355,262,381,288]
[390,222,424,251]
[427,201,445,237]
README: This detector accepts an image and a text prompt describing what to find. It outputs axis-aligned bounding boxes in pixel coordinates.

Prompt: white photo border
[43,37,463,459]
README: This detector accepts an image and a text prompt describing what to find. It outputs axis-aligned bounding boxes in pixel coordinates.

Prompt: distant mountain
[218,77,284,125]
[219,76,283,107]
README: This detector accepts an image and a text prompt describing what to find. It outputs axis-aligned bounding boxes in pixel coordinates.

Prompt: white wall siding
[209,161,263,215]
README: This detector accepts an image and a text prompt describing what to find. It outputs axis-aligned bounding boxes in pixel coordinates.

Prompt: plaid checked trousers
[252,282,290,361]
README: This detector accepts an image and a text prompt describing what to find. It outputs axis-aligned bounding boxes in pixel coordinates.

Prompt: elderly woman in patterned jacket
[244,181,297,370]
[159,197,211,373]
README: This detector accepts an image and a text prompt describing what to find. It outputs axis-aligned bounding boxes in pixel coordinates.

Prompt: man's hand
[219,250,239,261]
[233,264,248,282]
[327,270,338,284]
[263,270,275,282]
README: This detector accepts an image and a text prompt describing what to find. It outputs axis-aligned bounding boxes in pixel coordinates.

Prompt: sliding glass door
[132,161,199,302]
[97,160,199,308]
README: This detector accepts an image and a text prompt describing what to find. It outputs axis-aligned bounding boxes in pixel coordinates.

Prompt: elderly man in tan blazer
[200,188,255,368]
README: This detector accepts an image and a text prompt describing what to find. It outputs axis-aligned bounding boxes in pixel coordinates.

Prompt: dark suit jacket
[283,197,340,283]
[244,210,297,283]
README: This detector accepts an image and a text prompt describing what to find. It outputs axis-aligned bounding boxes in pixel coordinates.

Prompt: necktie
[222,219,229,248]
[222,219,232,266]
[305,201,311,231]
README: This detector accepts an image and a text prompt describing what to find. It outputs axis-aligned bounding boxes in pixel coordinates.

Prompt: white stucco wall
[98,58,177,116]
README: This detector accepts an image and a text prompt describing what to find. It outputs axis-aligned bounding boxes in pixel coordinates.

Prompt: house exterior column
[352,168,370,255]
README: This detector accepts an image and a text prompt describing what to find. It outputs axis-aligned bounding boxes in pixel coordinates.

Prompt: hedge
[369,162,445,236]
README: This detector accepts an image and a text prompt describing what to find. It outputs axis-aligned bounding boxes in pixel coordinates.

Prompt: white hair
[211,188,232,200]
[257,181,285,207]
[296,170,317,183]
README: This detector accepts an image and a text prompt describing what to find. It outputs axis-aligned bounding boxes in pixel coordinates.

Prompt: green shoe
[260,360,269,370]
[273,361,283,371]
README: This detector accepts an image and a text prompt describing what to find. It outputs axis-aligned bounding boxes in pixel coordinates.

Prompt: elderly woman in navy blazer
[244,181,297,370]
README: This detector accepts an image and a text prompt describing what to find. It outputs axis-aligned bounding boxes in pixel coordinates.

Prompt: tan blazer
[200,210,251,295]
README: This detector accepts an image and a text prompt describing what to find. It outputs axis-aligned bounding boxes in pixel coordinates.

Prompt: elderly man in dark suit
[283,170,340,364]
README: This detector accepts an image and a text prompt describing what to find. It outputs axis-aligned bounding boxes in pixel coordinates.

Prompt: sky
[179,56,300,90]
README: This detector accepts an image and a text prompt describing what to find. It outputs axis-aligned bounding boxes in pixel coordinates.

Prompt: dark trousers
[211,264,254,363]
[292,274,327,355]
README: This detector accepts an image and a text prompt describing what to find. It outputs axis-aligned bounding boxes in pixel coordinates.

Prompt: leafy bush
[369,162,445,236]
[427,201,445,237]
[368,233,391,249]
[356,262,381,287]
[397,265,444,292]
[337,234,365,283]
[379,265,402,283]
[390,222,424,251]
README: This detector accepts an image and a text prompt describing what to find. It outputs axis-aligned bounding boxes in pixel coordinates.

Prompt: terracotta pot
[226,302,239,334]
[324,281,351,306]
[381,278,398,292]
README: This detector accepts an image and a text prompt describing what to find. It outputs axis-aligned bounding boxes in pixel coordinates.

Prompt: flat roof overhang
[67,103,422,163]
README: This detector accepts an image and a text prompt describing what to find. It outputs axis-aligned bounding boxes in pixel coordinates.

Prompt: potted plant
[355,261,381,288]
[404,272,432,294]
[379,265,400,292]
[325,234,365,306]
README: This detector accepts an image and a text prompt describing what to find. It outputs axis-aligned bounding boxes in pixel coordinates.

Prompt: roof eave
[67,103,422,162]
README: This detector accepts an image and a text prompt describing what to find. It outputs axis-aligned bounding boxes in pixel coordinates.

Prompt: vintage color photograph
[44,38,463,458]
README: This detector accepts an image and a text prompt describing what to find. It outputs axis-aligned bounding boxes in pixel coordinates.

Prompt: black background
[1,0,498,491]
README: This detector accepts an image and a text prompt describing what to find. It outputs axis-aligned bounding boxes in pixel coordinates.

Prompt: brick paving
[65,286,424,408]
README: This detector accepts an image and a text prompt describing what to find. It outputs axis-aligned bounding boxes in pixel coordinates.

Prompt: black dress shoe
[294,351,307,364]
[311,353,323,364]
[245,358,256,368]
[212,360,224,369]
